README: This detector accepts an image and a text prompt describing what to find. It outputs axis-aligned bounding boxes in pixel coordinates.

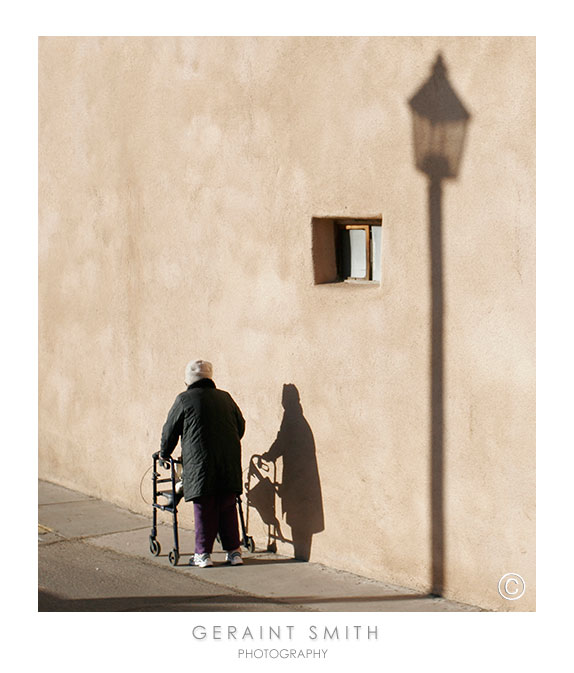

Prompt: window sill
[343,278,380,285]
[314,278,380,287]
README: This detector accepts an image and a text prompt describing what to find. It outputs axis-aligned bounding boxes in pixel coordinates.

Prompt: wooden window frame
[342,224,371,281]
[335,219,380,282]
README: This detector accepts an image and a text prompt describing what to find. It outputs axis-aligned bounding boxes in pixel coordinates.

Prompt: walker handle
[252,454,270,471]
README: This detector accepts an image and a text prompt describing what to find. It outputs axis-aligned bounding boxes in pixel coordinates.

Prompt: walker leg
[150,456,160,555]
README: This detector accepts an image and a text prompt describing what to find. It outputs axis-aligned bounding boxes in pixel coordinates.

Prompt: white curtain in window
[349,229,367,278]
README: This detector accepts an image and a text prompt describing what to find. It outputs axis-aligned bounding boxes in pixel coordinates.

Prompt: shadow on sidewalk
[38,589,299,612]
[39,588,436,612]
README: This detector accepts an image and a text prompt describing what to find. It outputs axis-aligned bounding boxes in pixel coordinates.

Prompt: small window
[312,217,382,284]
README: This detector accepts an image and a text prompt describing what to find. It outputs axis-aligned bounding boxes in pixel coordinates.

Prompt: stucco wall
[38,36,535,611]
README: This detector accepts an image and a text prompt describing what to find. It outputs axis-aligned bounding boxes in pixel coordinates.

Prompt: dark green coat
[159,379,245,501]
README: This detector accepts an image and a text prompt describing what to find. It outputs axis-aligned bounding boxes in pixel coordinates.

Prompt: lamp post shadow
[429,175,445,595]
[409,53,471,596]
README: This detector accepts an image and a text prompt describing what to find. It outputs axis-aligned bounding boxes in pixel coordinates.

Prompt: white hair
[184,359,213,385]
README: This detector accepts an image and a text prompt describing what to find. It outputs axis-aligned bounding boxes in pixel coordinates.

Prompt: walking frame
[148,453,254,566]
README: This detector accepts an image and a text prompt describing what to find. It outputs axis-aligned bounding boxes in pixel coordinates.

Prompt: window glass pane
[371,225,381,282]
[349,228,367,278]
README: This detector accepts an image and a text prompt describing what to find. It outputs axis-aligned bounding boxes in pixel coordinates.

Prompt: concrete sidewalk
[38,480,482,612]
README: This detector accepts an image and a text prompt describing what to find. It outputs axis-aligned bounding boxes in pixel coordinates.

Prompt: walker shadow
[247,384,324,561]
[408,53,471,596]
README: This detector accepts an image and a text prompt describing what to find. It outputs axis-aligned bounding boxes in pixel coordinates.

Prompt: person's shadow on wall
[258,384,325,561]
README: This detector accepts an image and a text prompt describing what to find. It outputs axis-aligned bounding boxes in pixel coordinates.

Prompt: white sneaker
[190,553,213,568]
[225,550,243,566]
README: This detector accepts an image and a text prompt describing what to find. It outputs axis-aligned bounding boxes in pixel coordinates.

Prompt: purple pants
[193,492,241,554]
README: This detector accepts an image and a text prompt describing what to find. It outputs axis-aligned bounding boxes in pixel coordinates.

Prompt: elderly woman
[158,359,245,567]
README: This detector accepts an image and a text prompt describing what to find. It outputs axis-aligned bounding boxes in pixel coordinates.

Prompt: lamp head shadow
[409,53,471,179]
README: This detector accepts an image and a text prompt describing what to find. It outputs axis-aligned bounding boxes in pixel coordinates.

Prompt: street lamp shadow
[408,52,471,596]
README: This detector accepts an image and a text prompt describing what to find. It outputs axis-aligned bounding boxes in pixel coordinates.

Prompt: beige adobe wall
[38,36,535,611]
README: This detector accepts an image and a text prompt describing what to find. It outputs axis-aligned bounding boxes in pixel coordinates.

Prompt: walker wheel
[246,536,256,553]
[168,549,179,566]
[149,536,161,556]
